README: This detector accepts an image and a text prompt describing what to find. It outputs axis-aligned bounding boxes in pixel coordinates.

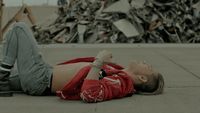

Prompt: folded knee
[13,22,29,30]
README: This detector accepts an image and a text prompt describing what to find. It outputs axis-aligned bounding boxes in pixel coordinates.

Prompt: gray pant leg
[2,25,18,65]
[9,64,22,91]
[2,22,53,95]
[9,75,22,91]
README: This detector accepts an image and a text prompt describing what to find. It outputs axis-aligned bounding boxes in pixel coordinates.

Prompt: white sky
[4,0,57,6]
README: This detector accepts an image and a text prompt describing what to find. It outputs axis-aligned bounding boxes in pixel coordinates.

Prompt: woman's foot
[0,70,13,97]
[0,62,13,97]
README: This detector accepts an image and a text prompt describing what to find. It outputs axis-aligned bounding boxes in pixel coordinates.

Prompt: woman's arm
[85,50,112,80]
[81,50,134,103]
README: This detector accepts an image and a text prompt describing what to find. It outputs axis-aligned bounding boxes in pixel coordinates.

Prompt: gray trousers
[2,22,53,95]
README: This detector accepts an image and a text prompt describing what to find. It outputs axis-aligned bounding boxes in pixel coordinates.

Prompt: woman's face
[124,61,158,85]
[128,61,156,76]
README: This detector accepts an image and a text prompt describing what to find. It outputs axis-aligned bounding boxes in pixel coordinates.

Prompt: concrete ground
[0,44,200,113]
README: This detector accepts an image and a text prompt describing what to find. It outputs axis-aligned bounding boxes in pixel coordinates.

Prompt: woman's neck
[122,68,140,86]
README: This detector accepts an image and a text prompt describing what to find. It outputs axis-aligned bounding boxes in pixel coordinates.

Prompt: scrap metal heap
[33,0,200,44]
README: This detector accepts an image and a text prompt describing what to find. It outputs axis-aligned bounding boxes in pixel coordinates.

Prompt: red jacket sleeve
[80,75,135,103]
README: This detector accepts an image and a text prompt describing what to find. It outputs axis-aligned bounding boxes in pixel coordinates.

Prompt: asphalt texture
[0,44,200,113]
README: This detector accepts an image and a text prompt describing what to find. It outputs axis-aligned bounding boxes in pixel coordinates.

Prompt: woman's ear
[138,75,148,83]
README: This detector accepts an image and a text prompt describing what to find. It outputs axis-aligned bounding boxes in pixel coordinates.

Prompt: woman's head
[134,73,164,95]
[125,61,164,95]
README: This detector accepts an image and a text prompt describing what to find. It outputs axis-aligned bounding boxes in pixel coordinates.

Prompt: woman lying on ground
[0,22,164,103]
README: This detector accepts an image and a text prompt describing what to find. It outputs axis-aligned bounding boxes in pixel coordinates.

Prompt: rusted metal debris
[33,0,200,44]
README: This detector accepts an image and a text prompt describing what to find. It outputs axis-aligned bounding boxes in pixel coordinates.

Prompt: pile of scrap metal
[33,0,200,44]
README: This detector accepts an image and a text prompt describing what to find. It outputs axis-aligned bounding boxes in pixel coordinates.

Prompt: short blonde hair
[135,73,165,95]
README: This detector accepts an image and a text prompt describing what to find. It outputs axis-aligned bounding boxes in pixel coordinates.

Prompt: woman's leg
[0,22,53,95]
[9,75,22,91]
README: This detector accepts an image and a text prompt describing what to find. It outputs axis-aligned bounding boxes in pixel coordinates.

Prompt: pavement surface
[0,44,200,113]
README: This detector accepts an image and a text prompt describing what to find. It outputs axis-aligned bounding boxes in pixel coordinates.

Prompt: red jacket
[56,57,135,102]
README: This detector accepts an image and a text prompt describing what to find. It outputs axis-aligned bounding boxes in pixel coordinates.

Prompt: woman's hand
[86,50,113,80]
[95,50,113,63]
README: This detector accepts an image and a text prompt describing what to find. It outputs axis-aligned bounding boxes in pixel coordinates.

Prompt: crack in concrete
[155,50,200,80]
